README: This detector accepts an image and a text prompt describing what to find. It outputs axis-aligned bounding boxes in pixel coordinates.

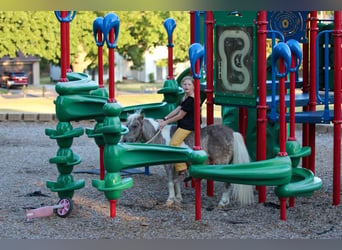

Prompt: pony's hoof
[165,199,174,206]
[174,197,182,204]
[218,200,230,209]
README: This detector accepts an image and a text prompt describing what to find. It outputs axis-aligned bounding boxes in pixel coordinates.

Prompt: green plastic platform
[189,156,292,186]
[274,168,323,198]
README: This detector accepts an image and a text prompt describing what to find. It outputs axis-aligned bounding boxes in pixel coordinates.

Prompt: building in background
[0,52,40,86]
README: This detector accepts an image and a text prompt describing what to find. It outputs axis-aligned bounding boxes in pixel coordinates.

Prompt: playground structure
[43,10,342,221]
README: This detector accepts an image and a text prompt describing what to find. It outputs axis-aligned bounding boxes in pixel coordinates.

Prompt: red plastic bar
[205,11,214,126]
[167,34,174,80]
[205,11,215,197]
[100,146,105,180]
[189,11,196,193]
[97,31,104,88]
[190,11,195,45]
[256,11,268,203]
[109,200,117,218]
[108,28,116,102]
[66,21,71,73]
[289,197,295,207]
[239,108,248,141]
[279,198,287,221]
[288,56,296,141]
[194,178,201,220]
[309,11,318,174]
[278,59,287,156]
[332,11,341,206]
[60,11,68,82]
[193,59,202,150]
[302,42,310,168]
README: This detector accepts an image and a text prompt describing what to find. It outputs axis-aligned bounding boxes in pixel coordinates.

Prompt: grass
[116,81,164,92]
[0,81,222,117]
[39,75,53,85]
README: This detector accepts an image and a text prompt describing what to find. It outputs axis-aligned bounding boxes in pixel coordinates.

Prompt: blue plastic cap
[286,39,303,72]
[272,42,291,78]
[189,43,205,79]
[54,11,76,23]
[163,18,176,46]
[103,13,120,49]
[93,17,105,47]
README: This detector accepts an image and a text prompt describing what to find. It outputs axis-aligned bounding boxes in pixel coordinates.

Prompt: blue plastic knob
[272,42,291,78]
[189,43,204,79]
[103,13,120,49]
[93,17,105,47]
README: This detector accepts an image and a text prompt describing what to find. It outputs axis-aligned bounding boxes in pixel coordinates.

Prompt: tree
[102,11,190,70]
[0,11,191,72]
[0,11,59,62]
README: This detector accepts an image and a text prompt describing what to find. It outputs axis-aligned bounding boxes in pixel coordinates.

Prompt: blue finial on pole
[163,18,176,47]
[272,42,292,78]
[286,39,302,72]
[189,43,205,79]
[54,11,76,22]
[103,13,120,49]
[93,17,105,47]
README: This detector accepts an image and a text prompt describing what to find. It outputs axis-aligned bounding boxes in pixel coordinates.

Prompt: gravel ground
[0,121,341,239]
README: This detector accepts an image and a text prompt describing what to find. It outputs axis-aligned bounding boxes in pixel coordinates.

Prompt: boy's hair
[181,76,194,85]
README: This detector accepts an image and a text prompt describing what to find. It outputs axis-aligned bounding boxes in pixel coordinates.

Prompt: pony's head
[121,111,145,142]
[121,110,163,143]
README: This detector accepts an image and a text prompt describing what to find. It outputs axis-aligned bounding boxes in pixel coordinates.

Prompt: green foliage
[148,72,155,83]
[156,59,168,67]
[0,11,190,71]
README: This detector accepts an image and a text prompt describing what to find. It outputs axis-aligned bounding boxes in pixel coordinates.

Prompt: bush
[148,73,155,83]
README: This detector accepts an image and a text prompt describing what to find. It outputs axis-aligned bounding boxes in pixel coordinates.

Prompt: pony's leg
[164,164,176,206]
[173,176,182,203]
[218,183,231,207]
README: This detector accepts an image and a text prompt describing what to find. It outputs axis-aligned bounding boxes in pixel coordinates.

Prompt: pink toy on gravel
[26,198,72,221]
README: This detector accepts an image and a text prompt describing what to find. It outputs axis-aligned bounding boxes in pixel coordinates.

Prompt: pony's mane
[145,117,159,131]
[127,111,160,131]
[126,112,141,124]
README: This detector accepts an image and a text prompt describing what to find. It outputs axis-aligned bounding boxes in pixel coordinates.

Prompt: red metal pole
[332,11,341,205]
[205,11,214,126]
[256,11,268,203]
[66,21,71,73]
[194,178,201,220]
[60,11,68,82]
[205,11,215,197]
[188,11,196,189]
[100,146,105,180]
[167,34,174,80]
[190,11,201,150]
[109,200,117,218]
[190,11,195,45]
[278,59,288,155]
[193,60,202,150]
[309,11,318,174]
[97,31,104,88]
[289,197,295,207]
[190,11,203,219]
[238,108,248,141]
[279,198,287,220]
[288,56,296,141]
[108,28,116,102]
[302,41,310,168]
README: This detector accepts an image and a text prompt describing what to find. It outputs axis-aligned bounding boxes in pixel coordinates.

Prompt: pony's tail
[231,132,254,205]
[232,132,250,164]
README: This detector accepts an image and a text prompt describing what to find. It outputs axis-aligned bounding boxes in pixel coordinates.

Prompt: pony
[121,111,254,207]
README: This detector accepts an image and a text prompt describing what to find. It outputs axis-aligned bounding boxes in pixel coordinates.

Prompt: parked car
[0,71,28,89]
